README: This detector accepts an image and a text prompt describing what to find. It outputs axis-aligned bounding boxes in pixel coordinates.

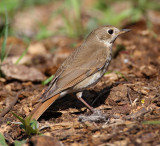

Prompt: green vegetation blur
[0,0,160,39]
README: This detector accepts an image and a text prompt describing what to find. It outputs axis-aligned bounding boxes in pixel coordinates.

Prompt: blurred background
[0,0,160,40]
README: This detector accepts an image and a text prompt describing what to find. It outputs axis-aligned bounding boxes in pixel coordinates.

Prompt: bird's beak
[118,29,131,35]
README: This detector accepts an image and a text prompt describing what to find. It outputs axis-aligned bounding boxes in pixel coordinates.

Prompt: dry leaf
[1,63,45,81]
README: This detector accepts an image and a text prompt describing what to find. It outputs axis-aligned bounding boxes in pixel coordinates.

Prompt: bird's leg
[76,92,108,122]
[76,92,94,112]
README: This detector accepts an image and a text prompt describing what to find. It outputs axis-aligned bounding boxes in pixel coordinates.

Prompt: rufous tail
[29,94,60,120]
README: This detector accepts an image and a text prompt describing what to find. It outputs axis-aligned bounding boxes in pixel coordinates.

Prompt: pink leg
[76,92,94,112]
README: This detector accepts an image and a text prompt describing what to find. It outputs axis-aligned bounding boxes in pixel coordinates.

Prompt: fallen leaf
[1,63,45,81]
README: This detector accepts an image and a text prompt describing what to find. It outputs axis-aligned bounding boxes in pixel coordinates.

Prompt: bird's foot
[78,109,108,123]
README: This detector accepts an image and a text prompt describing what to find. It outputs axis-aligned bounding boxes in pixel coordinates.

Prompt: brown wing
[41,40,111,102]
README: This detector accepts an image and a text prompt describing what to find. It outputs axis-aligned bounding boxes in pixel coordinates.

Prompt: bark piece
[29,136,63,146]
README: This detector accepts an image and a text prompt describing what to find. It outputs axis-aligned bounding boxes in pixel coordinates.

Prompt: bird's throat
[102,40,112,48]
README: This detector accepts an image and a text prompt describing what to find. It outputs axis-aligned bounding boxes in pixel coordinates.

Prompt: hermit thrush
[30,26,130,120]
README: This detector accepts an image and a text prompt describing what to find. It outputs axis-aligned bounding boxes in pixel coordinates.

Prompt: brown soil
[0,20,160,146]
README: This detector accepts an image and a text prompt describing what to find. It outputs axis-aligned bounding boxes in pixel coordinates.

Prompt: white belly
[73,70,103,90]
[73,55,111,91]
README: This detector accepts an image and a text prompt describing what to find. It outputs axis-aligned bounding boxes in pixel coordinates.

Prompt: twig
[91,89,111,105]
[4,134,14,144]
[127,89,133,106]
[124,107,149,120]
[0,91,20,119]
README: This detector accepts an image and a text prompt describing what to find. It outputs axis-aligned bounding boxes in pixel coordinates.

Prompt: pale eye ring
[108,29,114,35]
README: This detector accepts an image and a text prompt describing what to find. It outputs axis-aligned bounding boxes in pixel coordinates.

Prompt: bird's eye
[108,29,114,35]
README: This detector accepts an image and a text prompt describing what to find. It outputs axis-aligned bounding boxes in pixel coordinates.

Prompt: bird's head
[92,25,130,47]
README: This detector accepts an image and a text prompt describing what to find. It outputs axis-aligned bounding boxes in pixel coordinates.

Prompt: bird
[29,25,130,120]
